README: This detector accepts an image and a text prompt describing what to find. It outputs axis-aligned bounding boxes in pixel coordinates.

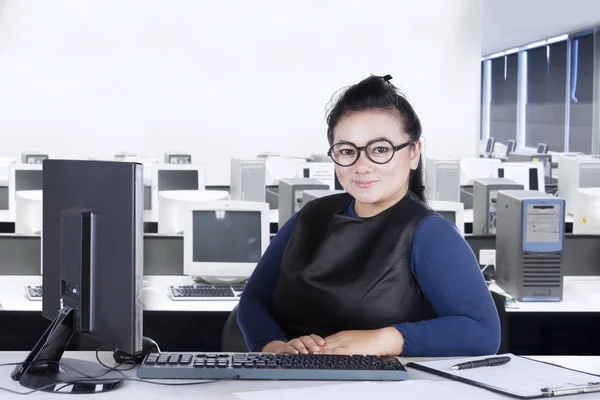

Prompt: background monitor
[506,139,516,156]
[572,188,600,235]
[428,200,465,235]
[0,158,15,213]
[164,152,192,164]
[485,137,495,156]
[8,163,43,220]
[183,200,269,284]
[158,190,229,234]
[15,190,42,235]
[21,152,48,164]
[11,160,144,393]
[537,143,548,154]
[151,163,205,222]
[493,162,545,193]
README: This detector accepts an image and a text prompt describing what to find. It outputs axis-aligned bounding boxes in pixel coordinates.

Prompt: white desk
[491,277,600,313]
[0,275,239,313]
[2,275,600,314]
[0,352,598,399]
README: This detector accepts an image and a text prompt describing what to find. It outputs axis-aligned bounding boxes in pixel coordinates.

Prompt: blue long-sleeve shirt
[237,203,501,357]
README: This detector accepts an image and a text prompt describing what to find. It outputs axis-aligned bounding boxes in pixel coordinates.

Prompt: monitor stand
[10,306,124,394]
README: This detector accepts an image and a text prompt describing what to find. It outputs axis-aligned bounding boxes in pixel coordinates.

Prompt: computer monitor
[537,143,548,154]
[493,162,545,193]
[151,163,205,222]
[428,200,465,235]
[485,137,496,157]
[298,161,335,189]
[158,190,229,234]
[164,152,192,164]
[264,156,309,186]
[21,152,48,164]
[424,157,461,202]
[572,188,600,234]
[114,152,137,160]
[15,190,42,235]
[183,200,269,284]
[506,140,516,157]
[11,159,146,393]
[8,163,43,220]
[230,158,266,202]
[557,156,600,216]
[459,158,501,185]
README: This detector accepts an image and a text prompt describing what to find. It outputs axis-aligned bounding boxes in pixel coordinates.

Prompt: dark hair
[325,74,426,202]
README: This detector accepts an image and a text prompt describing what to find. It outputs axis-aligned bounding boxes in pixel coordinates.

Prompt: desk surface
[0,352,598,399]
[0,276,238,313]
[490,276,600,313]
[2,275,600,313]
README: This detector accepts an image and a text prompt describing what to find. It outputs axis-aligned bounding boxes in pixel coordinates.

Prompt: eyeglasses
[327,137,413,167]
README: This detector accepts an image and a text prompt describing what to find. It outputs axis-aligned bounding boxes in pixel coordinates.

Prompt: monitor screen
[192,210,262,263]
[437,211,456,223]
[506,140,515,156]
[537,144,547,154]
[15,170,43,191]
[485,137,495,153]
[144,185,152,210]
[0,187,8,210]
[157,170,199,191]
[497,166,539,191]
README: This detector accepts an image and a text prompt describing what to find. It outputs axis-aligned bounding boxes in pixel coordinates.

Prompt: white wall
[0,0,482,185]
[483,0,600,55]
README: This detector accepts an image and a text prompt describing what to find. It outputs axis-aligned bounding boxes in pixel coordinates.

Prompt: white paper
[409,354,599,397]
[233,380,503,400]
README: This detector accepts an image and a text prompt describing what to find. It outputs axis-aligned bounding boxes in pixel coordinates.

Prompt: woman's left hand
[322,327,405,356]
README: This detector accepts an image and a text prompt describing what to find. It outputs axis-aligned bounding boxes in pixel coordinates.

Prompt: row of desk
[2,275,600,313]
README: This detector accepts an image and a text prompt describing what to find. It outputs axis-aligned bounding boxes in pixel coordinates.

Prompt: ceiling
[482,0,600,55]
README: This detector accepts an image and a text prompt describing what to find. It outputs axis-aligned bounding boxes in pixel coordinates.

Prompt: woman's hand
[262,334,326,354]
[322,327,405,356]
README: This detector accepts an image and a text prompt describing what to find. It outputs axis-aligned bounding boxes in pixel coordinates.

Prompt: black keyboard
[169,284,245,301]
[137,352,408,381]
[25,285,42,301]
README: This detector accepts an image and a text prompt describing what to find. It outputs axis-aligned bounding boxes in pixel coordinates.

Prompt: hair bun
[382,74,393,82]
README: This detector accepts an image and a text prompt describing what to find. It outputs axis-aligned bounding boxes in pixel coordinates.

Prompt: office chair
[490,290,509,354]
[221,305,249,352]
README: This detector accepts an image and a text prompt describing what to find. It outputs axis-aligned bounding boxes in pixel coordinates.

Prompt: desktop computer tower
[230,158,266,202]
[278,178,328,226]
[424,158,460,202]
[473,178,523,235]
[495,190,565,302]
[300,189,345,209]
[164,152,192,164]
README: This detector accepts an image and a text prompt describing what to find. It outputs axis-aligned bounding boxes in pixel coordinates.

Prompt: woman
[237,75,500,357]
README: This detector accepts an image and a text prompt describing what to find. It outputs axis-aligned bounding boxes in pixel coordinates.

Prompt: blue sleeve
[394,215,501,357]
[236,213,297,352]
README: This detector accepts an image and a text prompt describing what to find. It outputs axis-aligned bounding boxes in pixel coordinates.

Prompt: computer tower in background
[230,158,266,202]
[473,178,523,235]
[278,178,328,226]
[495,190,565,302]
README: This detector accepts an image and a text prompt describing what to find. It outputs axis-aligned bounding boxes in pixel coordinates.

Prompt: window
[489,54,518,145]
[568,32,595,153]
[525,41,567,152]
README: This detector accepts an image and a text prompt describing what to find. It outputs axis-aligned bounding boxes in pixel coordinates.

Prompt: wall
[483,0,600,55]
[0,0,482,185]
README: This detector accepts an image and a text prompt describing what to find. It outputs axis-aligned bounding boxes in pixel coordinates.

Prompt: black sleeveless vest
[271,192,438,339]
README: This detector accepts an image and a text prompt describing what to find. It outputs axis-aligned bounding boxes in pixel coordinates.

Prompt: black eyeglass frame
[327,137,414,167]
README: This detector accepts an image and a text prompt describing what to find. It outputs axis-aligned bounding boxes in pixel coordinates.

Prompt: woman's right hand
[263,335,325,354]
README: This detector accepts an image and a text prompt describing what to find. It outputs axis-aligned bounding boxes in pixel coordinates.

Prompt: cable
[0,354,240,395]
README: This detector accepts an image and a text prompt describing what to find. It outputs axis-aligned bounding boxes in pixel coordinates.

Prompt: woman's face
[332,110,421,217]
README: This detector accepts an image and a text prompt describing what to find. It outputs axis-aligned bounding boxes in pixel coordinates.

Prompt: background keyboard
[137,352,408,381]
[25,285,42,301]
[168,283,246,301]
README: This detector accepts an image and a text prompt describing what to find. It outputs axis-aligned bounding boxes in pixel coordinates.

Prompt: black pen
[449,356,511,370]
